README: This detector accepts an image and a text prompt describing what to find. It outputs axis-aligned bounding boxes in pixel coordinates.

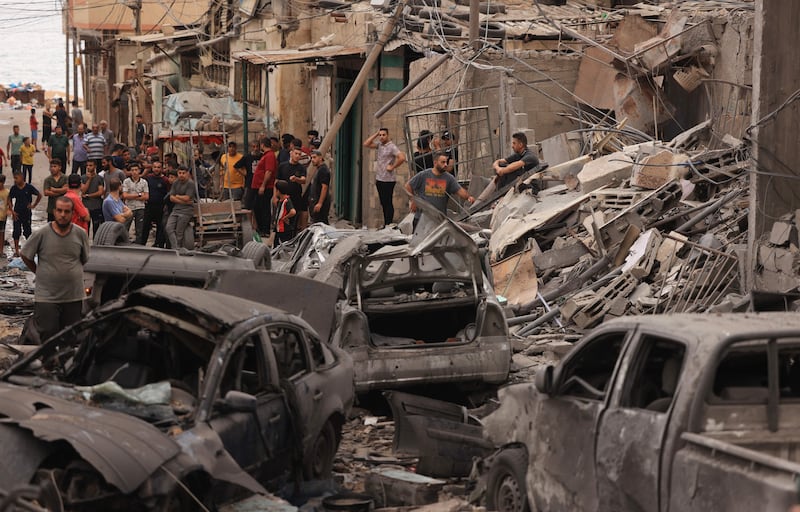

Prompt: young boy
[8,172,42,258]
[0,175,9,256]
[272,180,296,248]
[20,137,35,183]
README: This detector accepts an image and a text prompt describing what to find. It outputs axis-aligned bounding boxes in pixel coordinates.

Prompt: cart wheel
[241,241,271,270]
[239,216,254,247]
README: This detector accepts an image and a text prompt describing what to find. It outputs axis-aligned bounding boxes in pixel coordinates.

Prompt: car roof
[129,284,293,328]
[600,312,800,350]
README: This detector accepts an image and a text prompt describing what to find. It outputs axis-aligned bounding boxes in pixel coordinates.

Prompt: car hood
[0,383,180,494]
[354,196,484,292]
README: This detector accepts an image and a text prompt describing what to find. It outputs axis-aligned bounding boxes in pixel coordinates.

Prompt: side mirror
[222,390,257,412]
[534,365,554,395]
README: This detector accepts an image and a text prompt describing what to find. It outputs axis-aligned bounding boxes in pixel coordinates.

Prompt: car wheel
[241,240,271,270]
[486,447,530,512]
[94,222,130,246]
[304,420,338,480]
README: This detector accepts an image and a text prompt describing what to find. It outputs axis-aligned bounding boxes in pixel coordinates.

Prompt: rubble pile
[754,211,800,292]
[487,126,751,338]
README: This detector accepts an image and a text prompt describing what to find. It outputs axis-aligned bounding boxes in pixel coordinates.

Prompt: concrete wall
[749,0,800,290]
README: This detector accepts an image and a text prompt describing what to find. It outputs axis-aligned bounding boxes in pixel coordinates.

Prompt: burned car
[270,223,409,277]
[274,202,511,393]
[83,240,270,309]
[0,285,353,510]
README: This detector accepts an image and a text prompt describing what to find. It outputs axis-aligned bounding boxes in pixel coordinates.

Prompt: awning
[157,131,226,144]
[118,29,201,44]
[232,45,367,66]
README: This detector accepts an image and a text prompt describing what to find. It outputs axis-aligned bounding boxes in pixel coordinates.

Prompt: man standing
[363,128,406,227]
[84,123,105,168]
[102,156,126,198]
[102,179,132,224]
[47,125,70,167]
[405,151,473,230]
[53,101,69,133]
[100,120,115,155]
[64,174,90,232]
[7,125,24,174]
[29,109,39,151]
[122,163,149,242]
[138,160,169,246]
[21,195,90,342]
[276,148,307,230]
[219,142,245,201]
[308,150,331,224]
[440,130,459,177]
[134,114,146,152]
[252,137,276,236]
[43,159,68,223]
[70,101,84,133]
[477,132,541,204]
[166,166,197,250]
[70,123,88,175]
[81,160,105,236]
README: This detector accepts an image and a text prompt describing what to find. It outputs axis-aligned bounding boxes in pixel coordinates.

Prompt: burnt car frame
[0,284,353,510]
[273,200,511,393]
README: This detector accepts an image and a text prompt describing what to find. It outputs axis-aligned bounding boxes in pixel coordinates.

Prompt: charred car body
[481,313,800,512]
[0,285,353,510]
[272,202,511,393]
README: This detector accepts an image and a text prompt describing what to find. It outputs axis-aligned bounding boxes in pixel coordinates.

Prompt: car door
[595,333,686,512]
[531,329,631,512]
[208,329,291,480]
[266,324,330,451]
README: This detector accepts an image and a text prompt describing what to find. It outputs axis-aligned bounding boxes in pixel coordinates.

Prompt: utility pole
[470,0,480,50]
[72,29,79,105]
[65,4,70,105]
[242,60,248,150]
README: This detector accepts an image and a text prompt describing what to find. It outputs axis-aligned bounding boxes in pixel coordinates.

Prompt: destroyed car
[83,241,270,308]
[482,313,800,512]
[270,222,409,277]
[0,284,353,510]
[304,201,510,393]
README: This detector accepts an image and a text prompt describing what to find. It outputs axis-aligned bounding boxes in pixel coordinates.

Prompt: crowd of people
[3,107,334,255]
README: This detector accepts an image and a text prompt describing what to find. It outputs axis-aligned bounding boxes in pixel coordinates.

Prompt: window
[220,333,269,397]
[268,326,308,380]
[711,341,800,403]
[622,336,685,412]
[559,332,627,401]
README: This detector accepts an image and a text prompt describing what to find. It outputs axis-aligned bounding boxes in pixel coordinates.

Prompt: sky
[0,0,72,93]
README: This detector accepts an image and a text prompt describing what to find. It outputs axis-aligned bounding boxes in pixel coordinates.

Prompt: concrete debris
[364,467,446,507]
[576,153,634,193]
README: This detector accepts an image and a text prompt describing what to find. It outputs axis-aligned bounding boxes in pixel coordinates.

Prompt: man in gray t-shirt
[405,151,473,231]
[21,195,90,342]
[165,166,197,250]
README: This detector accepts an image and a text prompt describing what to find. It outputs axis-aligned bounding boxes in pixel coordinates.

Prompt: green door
[334,79,362,222]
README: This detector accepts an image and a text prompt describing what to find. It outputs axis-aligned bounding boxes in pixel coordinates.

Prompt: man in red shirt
[30,109,39,151]
[64,174,90,232]
[252,136,277,237]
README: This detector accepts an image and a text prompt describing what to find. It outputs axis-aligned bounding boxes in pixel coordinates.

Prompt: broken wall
[750,0,800,291]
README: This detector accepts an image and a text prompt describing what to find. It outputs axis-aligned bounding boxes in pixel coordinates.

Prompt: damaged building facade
[64,0,800,298]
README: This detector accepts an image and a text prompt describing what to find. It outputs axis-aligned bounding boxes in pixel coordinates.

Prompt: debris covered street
[3,0,800,510]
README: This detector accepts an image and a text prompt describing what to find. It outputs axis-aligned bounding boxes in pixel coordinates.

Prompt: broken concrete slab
[540,131,583,166]
[547,155,592,181]
[633,12,688,71]
[759,245,799,275]
[622,229,663,279]
[365,466,446,508]
[631,150,690,190]
[492,247,539,306]
[577,152,634,193]
[533,242,589,272]
[561,291,595,321]
[769,220,796,246]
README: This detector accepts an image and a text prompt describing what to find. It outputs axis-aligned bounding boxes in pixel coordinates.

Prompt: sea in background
[0,0,73,95]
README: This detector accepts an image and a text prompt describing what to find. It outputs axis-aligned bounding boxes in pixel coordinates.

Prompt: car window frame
[265,322,313,381]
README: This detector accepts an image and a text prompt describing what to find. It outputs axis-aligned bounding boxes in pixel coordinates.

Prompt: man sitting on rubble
[405,151,473,231]
[476,132,540,204]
